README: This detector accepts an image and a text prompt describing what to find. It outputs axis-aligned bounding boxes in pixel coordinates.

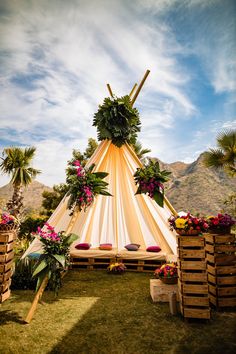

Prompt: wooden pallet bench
[205,232,236,309]
[70,256,116,270]
[177,236,210,320]
[116,257,164,272]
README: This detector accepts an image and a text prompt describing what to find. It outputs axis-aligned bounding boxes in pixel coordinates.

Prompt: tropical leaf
[32,257,48,277]
[52,254,66,267]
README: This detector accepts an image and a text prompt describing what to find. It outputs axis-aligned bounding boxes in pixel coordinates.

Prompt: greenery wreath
[93,95,141,147]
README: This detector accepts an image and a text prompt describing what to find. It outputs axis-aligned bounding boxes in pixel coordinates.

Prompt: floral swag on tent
[66,161,112,214]
[134,159,171,208]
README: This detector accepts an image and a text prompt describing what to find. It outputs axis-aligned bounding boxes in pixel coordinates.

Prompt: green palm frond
[217,130,236,152]
[203,149,225,168]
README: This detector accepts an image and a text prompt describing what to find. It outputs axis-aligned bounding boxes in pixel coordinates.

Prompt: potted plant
[107,262,126,274]
[168,213,209,236]
[154,263,178,284]
[134,159,171,207]
[207,213,235,234]
[31,223,78,295]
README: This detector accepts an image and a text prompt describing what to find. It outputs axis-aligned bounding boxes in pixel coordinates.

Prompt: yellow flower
[175,218,187,229]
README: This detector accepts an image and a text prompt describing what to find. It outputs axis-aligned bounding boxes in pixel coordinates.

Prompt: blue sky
[0,0,235,187]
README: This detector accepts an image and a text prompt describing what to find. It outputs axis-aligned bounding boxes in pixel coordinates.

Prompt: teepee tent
[24,71,177,258]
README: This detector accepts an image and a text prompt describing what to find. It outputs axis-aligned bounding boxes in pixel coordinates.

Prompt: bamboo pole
[25,276,48,324]
[131,70,150,106]
[107,84,114,97]
[129,83,138,98]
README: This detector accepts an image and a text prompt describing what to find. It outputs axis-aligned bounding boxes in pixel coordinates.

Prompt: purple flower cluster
[74,160,85,177]
[140,178,164,199]
[208,213,235,229]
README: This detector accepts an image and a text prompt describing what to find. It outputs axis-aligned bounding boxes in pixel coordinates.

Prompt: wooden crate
[205,232,236,308]
[178,235,210,319]
[150,279,179,302]
[0,278,11,293]
[0,260,13,273]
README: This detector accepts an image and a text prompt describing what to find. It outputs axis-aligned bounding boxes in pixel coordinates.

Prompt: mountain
[159,153,236,215]
[0,153,235,216]
[0,180,52,214]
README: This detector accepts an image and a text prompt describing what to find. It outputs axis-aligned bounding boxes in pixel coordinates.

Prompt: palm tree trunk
[7,185,24,217]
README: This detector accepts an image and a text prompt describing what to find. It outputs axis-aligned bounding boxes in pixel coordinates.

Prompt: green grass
[0,271,236,354]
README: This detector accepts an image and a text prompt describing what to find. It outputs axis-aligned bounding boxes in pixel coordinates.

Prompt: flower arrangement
[107,262,126,274]
[66,161,111,214]
[207,213,235,233]
[93,95,141,147]
[0,211,18,230]
[154,263,178,284]
[32,223,78,295]
[134,159,171,207]
[168,213,209,235]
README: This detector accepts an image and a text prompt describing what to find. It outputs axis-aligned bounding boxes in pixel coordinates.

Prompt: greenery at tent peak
[93,95,141,147]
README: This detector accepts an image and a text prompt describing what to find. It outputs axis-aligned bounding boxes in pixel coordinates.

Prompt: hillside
[0,154,235,216]
[0,180,52,214]
[160,154,236,215]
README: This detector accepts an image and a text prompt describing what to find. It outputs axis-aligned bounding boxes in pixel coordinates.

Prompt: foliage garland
[93,95,141,147]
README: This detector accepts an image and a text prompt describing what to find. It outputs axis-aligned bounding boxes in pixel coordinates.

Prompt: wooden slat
[182,295,209,307]
[208,284,216,295]
[207,263,236,275]
[218,287,236,297]
[179,260,206,270]
[0,242,14,253]
[218,297,236,307]
[217,275,236,285]
[178,249,205,259]
[177,236,205,248]
[0,232,16,243]
[0,288,10,303]
[205,243,236,253]
[0,269,12,283]
[180,283,209,294]
[183,307,211,319]
[178,271,207,282]
[204,233,235,244]
[0,250,14,263]
[206,253,236,265]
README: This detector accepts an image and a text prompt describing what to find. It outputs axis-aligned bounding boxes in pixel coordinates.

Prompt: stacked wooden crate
[177,236,211,319]
[205,232,236,308]
[0,228,15,303]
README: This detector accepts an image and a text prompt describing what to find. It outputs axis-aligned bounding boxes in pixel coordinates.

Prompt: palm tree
[203,130,236,177]
[132,140,151,160]
[0,147,41,217]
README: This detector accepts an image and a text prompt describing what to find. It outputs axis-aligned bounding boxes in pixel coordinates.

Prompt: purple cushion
[125,243,140,251]
[146,246,161,252]
[75,243,91,250]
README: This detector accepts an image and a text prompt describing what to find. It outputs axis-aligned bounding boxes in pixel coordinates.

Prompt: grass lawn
[0,270,236,354]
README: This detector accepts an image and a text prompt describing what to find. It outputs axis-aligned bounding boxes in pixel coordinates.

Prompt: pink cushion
[99,243,112,250]
[125,243,140,251]
[75,243,91,250]
[146,246,161,252]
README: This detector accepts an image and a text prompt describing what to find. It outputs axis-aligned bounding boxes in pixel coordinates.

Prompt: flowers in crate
[66,161,111,214]
[134,159,171,207]
[168,213,209,234]
[31,223,78,295]
[207,213,235,232]
[154,263,177,279]
[107,262,126,274]
[0,211,16,225]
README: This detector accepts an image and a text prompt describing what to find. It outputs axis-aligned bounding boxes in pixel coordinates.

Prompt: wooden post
[169,292,177,315]
[25,276,48,324]
[107,84,114,98]
[131,70,150,106]
[129,83,137,98]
